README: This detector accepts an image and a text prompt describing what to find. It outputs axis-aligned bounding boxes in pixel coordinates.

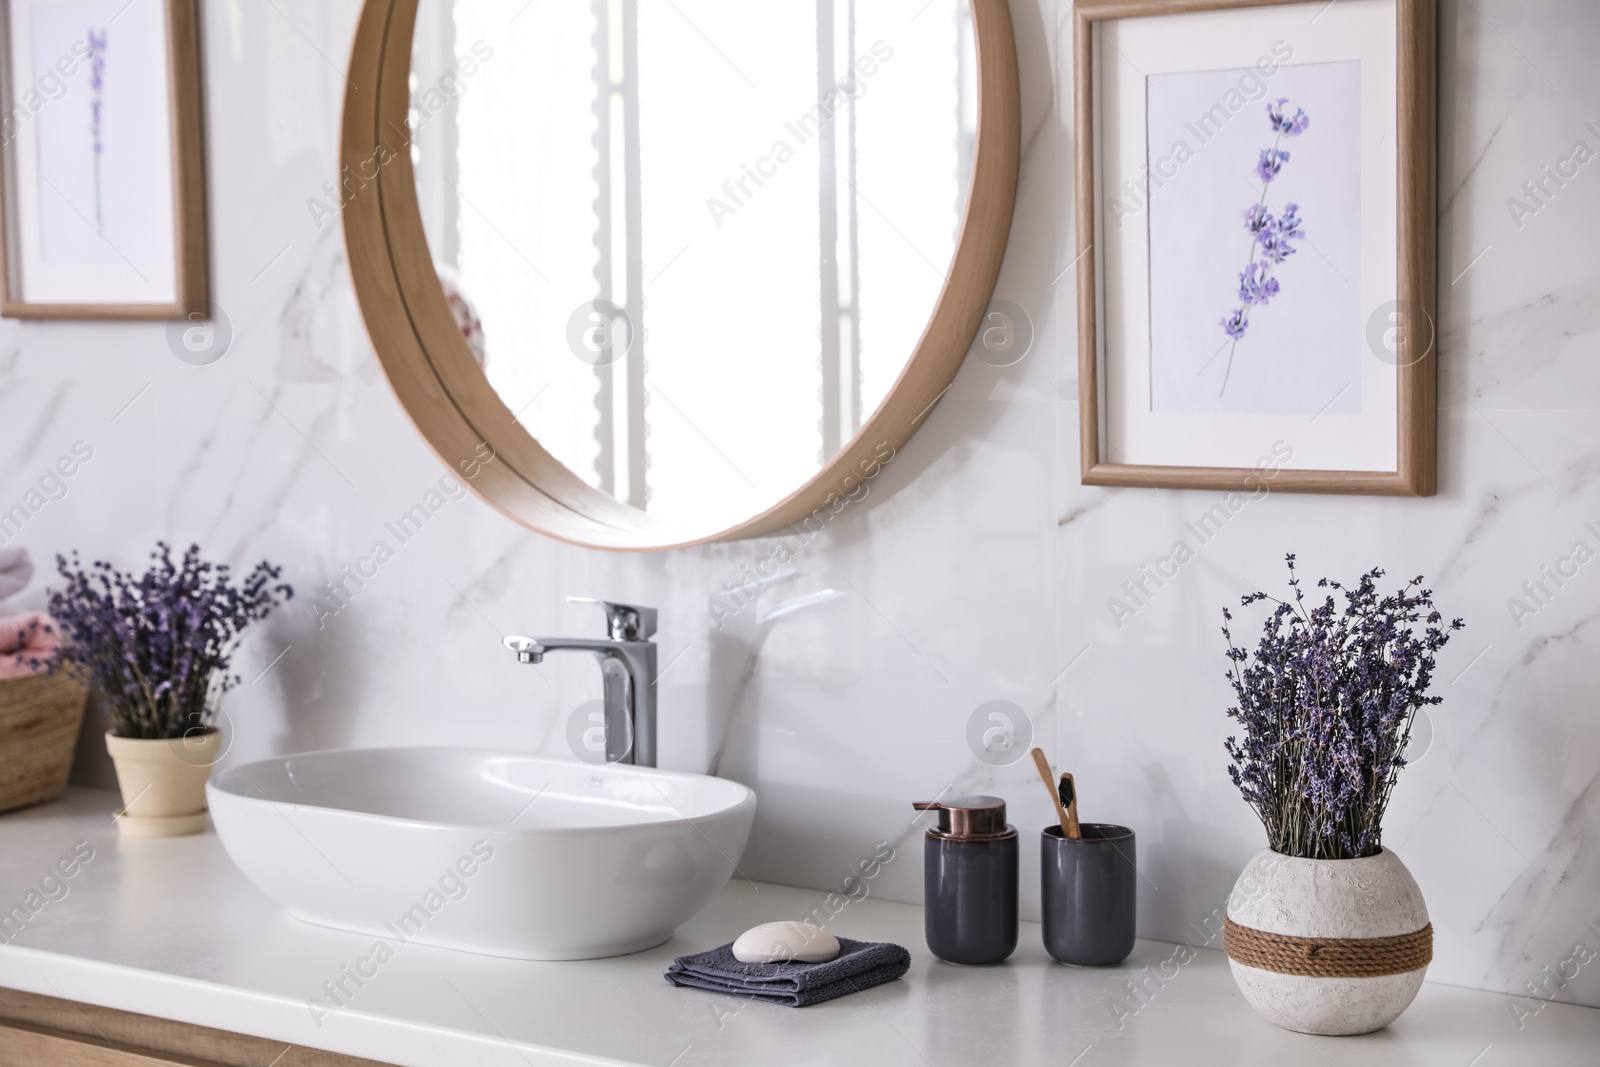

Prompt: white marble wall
[0,0,1595,1013]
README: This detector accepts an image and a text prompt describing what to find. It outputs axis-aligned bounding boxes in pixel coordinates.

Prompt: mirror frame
[341,0,1020,550]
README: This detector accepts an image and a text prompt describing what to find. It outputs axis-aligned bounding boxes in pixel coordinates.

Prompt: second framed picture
[1074,0,1436,495]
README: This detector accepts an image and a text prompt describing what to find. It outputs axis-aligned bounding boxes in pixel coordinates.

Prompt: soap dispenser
[912,795,1018,965]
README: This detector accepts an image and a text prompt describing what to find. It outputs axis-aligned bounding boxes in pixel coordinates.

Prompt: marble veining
[0,0,1592,1015]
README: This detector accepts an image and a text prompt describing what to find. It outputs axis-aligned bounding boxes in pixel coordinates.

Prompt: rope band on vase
[1223,916,1433,978]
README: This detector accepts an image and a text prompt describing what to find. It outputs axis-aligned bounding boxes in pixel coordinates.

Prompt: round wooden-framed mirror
[340,0,1019,550]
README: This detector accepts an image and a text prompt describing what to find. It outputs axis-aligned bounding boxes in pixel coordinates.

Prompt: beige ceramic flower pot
[105,729,222,837]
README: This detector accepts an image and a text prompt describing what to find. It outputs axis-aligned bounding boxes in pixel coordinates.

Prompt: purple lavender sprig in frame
[87,28,107,232]
[1220,555,1464,860]
[1217,97,1309,397]
[44,543,293,740]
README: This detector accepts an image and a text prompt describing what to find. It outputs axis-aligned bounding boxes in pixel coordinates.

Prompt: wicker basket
[0,671,87,812]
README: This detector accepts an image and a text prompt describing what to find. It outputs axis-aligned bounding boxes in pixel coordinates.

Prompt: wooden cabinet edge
[0,988,396,1067]
[0,1017,215,1067]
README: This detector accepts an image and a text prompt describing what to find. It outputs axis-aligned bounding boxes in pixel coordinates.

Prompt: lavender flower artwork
[1217,98,1309,397]
[46,543,292,739]
[1221,556,1463,861]
[87,28,107,231]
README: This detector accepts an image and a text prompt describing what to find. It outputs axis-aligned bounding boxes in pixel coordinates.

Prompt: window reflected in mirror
[412,0,976,527]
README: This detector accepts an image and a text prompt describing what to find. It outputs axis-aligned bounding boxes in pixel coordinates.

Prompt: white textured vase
[1225,847,1430,1036]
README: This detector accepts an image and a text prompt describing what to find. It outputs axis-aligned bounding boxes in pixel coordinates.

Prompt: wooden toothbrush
[1058,772,1081,839]
[1030,748,1073,838]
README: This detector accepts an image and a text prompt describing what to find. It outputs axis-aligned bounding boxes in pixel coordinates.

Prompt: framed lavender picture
[0,0,206,319]
[1074,0,1436,495]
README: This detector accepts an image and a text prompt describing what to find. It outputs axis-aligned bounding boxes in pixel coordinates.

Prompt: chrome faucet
[504,597,659,767]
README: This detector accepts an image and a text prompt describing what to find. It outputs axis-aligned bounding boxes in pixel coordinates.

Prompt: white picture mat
[1097,0,1397,472]
[5,0,177,305]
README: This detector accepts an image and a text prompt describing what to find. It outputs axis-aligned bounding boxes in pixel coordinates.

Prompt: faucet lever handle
[566,596,658,641]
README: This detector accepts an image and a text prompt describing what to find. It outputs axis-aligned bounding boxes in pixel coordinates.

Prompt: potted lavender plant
[1219,557,1462,1036]
[49,543,292,837]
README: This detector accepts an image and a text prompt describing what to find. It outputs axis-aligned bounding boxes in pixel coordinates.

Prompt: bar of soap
[732,921,841,964]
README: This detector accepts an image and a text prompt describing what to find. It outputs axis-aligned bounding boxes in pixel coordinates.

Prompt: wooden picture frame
[1074,0,1436,495]
[0,0,207,320]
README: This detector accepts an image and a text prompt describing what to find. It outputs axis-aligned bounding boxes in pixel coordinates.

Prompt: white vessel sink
[207,747,756,960]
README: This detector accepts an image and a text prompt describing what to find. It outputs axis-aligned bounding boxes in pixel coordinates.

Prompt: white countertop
[0,788,1595,1067]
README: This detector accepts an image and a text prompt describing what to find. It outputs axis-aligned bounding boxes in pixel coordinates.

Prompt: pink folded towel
[0,613,60,681]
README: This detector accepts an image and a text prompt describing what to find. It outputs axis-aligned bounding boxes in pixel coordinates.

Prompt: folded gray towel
[0,547,32,602]
[664,936,911,1007]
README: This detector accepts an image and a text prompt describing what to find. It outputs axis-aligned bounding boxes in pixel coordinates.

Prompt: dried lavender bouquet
[47,542,293,739]
[1222,556,1463,860]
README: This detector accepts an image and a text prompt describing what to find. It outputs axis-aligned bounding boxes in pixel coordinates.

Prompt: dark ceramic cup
[1040,823,1137,966]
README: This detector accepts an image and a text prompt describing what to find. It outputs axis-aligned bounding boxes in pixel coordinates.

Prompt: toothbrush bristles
[1058,777,1074,809]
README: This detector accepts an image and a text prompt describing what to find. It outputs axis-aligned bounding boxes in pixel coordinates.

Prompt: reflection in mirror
[410,1,976,528]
